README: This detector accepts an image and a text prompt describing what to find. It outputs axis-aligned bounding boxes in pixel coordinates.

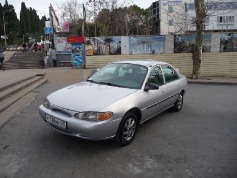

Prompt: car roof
[111,59,168,67]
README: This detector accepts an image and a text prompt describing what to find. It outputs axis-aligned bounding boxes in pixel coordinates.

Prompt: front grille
[52,108,72,117]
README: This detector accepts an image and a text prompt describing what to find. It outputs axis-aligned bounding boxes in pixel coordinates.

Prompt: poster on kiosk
[67,36,85,68]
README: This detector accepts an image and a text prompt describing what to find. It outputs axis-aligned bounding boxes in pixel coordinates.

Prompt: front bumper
[39,105,121,140]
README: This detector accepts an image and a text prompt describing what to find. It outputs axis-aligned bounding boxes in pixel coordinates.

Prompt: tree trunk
[192,0,206,79]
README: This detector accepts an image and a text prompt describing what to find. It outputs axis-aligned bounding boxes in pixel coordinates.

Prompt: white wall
[121,36,129,55]
[185,0,237,32]
[160,0,187,35]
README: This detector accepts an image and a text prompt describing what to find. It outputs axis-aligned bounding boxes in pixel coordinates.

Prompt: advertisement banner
[61,21,70,32]
[129,36,166,55]
[71,43,83,68]
[220,33,237,52]
[54,36,72,54]
[86,45,94,55]
[85,37,121,55]
[174,34,211,53]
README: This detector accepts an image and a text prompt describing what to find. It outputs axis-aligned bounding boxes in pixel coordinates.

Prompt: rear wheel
[115,112,138,146]
[172,92,183,112]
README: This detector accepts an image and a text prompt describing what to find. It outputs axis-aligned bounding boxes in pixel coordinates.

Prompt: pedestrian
[51,47,57,67]
[41,42,45,55]
[22,43,26,53]
[44,43,49,56]
[28,42,32,52]
[34,43,38,52]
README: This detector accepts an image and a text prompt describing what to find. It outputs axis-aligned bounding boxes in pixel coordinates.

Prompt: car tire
[114,112,138,146]
[172,92,183,112]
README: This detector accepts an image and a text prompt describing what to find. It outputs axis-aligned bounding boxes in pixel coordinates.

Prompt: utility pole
[82,4,86,68]
[3,10,9,49]
[94,0,96,37]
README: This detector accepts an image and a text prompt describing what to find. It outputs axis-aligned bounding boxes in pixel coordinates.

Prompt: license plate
[45,115,67,129]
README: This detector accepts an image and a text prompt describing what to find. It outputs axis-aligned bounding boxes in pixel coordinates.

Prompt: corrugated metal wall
[86,52,237,77]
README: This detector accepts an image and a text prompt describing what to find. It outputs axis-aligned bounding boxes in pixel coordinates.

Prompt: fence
[86,52,237,77]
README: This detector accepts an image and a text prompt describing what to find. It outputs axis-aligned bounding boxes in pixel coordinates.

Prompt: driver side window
[161,65,179,83]
[148,66,164,86]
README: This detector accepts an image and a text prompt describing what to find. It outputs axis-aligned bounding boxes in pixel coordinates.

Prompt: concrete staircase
[4,52,44,70]
[0,73,47,113]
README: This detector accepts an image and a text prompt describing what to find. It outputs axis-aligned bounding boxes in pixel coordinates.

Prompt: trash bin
[53,59,57,67]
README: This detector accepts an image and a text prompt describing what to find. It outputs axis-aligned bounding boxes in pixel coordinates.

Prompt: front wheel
[114,112,138,146]
[172,92,183,112]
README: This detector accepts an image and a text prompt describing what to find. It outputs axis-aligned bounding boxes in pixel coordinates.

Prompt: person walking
[44,43,49,56]
[33,43,38,52]
[22,43,26,53]
[28,42,32,52]
[51,47,57,67]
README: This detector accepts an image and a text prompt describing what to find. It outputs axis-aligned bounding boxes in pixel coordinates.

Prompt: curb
[187,79,237,85]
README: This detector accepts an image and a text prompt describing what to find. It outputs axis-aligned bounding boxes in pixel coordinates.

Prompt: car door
[161,64,182,107]
[141,65,170,120]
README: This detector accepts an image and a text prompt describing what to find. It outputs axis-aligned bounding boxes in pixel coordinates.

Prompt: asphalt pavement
[0,80,236,178]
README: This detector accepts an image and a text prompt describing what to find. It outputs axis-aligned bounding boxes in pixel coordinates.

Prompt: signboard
[45,21,51,27]
[45,27,53,34]
[67,36,84,43]
[168,0,182,6]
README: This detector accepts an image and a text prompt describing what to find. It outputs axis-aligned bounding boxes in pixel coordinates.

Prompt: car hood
[47,81,137,111]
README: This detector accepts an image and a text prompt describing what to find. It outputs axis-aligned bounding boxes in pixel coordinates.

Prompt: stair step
[0,76,43,102]
[0,74,37,92]
[0,92,37,127]
[5,51,44,69]
[0,78,47,113]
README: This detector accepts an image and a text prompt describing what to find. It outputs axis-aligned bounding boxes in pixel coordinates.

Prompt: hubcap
[177,94,183,109]
[123,118,136,141]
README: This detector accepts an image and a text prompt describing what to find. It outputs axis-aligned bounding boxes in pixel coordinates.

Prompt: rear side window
[161,65,179,83]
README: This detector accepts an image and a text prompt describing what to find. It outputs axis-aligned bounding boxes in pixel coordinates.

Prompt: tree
[58,0,83,35]
[0,0,20,46]
[104,37,114,54]
[192,0,206,79]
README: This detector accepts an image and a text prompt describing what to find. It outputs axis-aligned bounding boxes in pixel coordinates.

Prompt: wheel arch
[124,107,142,125]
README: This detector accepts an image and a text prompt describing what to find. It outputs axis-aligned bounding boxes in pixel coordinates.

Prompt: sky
[3,0,154,19]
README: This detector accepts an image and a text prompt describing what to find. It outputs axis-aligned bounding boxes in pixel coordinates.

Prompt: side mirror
[144,82,159,91]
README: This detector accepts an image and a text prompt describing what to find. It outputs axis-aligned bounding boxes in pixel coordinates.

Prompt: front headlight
[43,98,50,109]
[74,111,113,122]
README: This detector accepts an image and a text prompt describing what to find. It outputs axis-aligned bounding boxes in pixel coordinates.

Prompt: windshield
[88,63,148,89]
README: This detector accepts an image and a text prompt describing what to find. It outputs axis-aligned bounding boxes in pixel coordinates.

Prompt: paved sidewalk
[0,68,237,86]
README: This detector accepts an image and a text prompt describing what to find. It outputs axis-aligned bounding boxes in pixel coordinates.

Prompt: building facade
[149,0,237,35]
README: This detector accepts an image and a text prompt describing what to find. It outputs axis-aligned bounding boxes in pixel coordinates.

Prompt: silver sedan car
[39,60,187,146]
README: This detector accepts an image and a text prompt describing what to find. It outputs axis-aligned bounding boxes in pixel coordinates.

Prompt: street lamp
[3,10,11,49]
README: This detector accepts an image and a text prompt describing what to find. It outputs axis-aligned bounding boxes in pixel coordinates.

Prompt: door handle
[162,89,165,93]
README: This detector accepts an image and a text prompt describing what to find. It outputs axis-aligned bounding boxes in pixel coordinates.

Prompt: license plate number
[46,115,66,129]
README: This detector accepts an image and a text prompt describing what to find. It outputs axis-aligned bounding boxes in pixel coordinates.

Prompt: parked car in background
[17,46,23,50]
[6,45,17,51]
[39,60,187,146]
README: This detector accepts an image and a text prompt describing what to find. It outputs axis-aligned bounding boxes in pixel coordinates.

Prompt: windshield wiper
[87,79,98,84]
[98,81,122,87]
